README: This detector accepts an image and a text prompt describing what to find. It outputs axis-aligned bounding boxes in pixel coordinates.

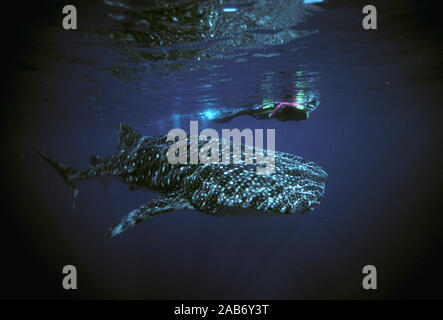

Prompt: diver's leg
[211,112,237,123]
[212,105,261,123]
[251,110,272,119]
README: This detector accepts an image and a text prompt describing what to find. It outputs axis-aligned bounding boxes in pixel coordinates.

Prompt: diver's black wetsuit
[212,101,314,123]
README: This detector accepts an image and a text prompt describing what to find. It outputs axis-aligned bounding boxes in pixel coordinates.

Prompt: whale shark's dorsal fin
[89,155,103,166]
[106,192,194,237]
[116,122,142,150]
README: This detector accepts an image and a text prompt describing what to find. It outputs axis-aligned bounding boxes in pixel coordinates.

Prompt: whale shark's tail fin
[33,148,79,210]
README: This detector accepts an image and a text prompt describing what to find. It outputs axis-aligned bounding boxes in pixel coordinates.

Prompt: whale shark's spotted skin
[36,123,327,237]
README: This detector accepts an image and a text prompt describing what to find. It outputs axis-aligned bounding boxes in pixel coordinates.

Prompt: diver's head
[306,98,319,111]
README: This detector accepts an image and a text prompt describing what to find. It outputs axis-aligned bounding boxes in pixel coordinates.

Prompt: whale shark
[34,123,327,237]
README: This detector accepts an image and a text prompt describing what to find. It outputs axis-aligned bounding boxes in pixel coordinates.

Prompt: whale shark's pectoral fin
[106,193,193,238]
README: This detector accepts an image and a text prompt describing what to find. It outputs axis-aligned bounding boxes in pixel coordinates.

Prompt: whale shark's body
[35,123,327,237]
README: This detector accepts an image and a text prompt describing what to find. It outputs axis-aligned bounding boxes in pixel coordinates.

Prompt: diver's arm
[269,102,298,118]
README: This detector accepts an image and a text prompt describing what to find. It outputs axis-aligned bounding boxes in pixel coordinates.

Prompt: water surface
[1,0,442,298]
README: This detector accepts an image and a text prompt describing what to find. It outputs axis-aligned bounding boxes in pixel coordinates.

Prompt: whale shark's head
[179,151,327,215]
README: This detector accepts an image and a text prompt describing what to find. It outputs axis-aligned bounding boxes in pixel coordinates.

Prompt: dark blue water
[1,0,442,298]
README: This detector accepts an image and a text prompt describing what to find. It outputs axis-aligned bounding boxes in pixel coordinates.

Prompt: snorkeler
[209,99,319,123]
